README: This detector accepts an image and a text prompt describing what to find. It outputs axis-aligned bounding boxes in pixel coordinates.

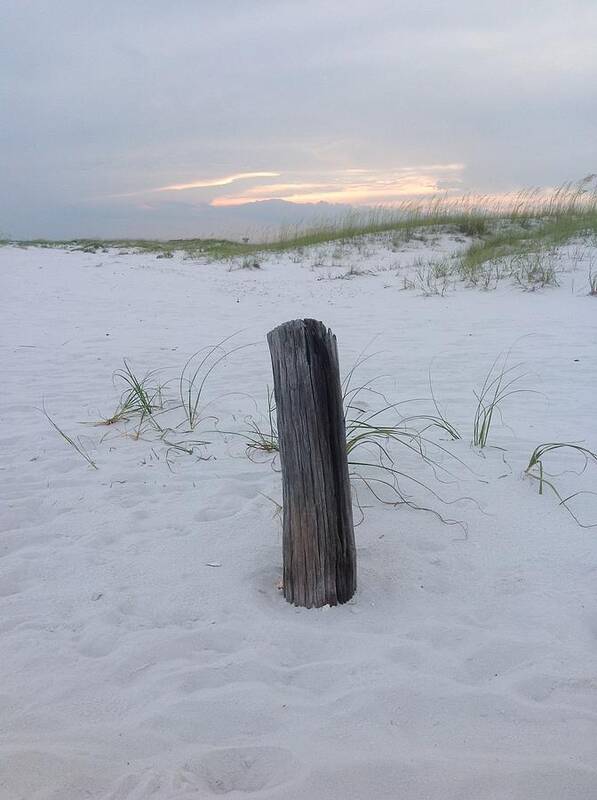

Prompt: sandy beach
[1,235,596,798]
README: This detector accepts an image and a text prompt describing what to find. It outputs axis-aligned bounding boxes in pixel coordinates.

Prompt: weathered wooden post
[267,319,356,608]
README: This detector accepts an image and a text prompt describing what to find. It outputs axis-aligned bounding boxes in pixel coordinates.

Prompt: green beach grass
[7,179,597,267]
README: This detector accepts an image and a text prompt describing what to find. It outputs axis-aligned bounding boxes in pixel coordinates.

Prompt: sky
[1,0,596,239]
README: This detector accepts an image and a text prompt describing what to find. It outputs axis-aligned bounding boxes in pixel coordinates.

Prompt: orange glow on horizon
[239,182,332,195]
[211,180,441,207]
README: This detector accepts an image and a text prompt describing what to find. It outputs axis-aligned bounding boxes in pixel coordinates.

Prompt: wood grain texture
[267,319,356,608]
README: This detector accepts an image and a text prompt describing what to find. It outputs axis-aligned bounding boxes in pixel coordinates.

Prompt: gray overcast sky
[1,0,596,238]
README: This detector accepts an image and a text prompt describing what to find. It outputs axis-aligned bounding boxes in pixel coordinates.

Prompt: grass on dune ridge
[6,178,597,265]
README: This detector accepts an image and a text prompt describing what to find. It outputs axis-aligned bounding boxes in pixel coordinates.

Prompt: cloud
[1,1,596,237]
[117,171,280,197]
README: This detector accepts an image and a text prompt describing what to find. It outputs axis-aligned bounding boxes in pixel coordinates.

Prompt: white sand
[1,236,597,799]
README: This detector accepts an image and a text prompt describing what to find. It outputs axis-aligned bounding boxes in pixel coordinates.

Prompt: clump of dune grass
[94,337,253,463]
[229,255,262,271]
[454,217,489,238]
[179,336,249,430]
[100,360,164,429]
[240,353,472,529]
[240,386,279,458]
[79,338,253,468]
[43,404,98,469]
[472,352,531,448]
[342,377,473,530]
[428,370,461,441]
[458,177,597,282]
[525,442,597,527]
[509,250,559,290]
[333,264,374,280]
[413,258,452,296]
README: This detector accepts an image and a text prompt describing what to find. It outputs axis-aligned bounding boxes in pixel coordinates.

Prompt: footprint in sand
[101,769,166,799]
[406,537,448,554]
[516,673,597,705]
[452,640,533,686]
[191,746,298,795]
[194,478,263,522]
[385,643,424,670]
[0,563,30,597]
[75,627,120,658]
[101,748,298,798]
